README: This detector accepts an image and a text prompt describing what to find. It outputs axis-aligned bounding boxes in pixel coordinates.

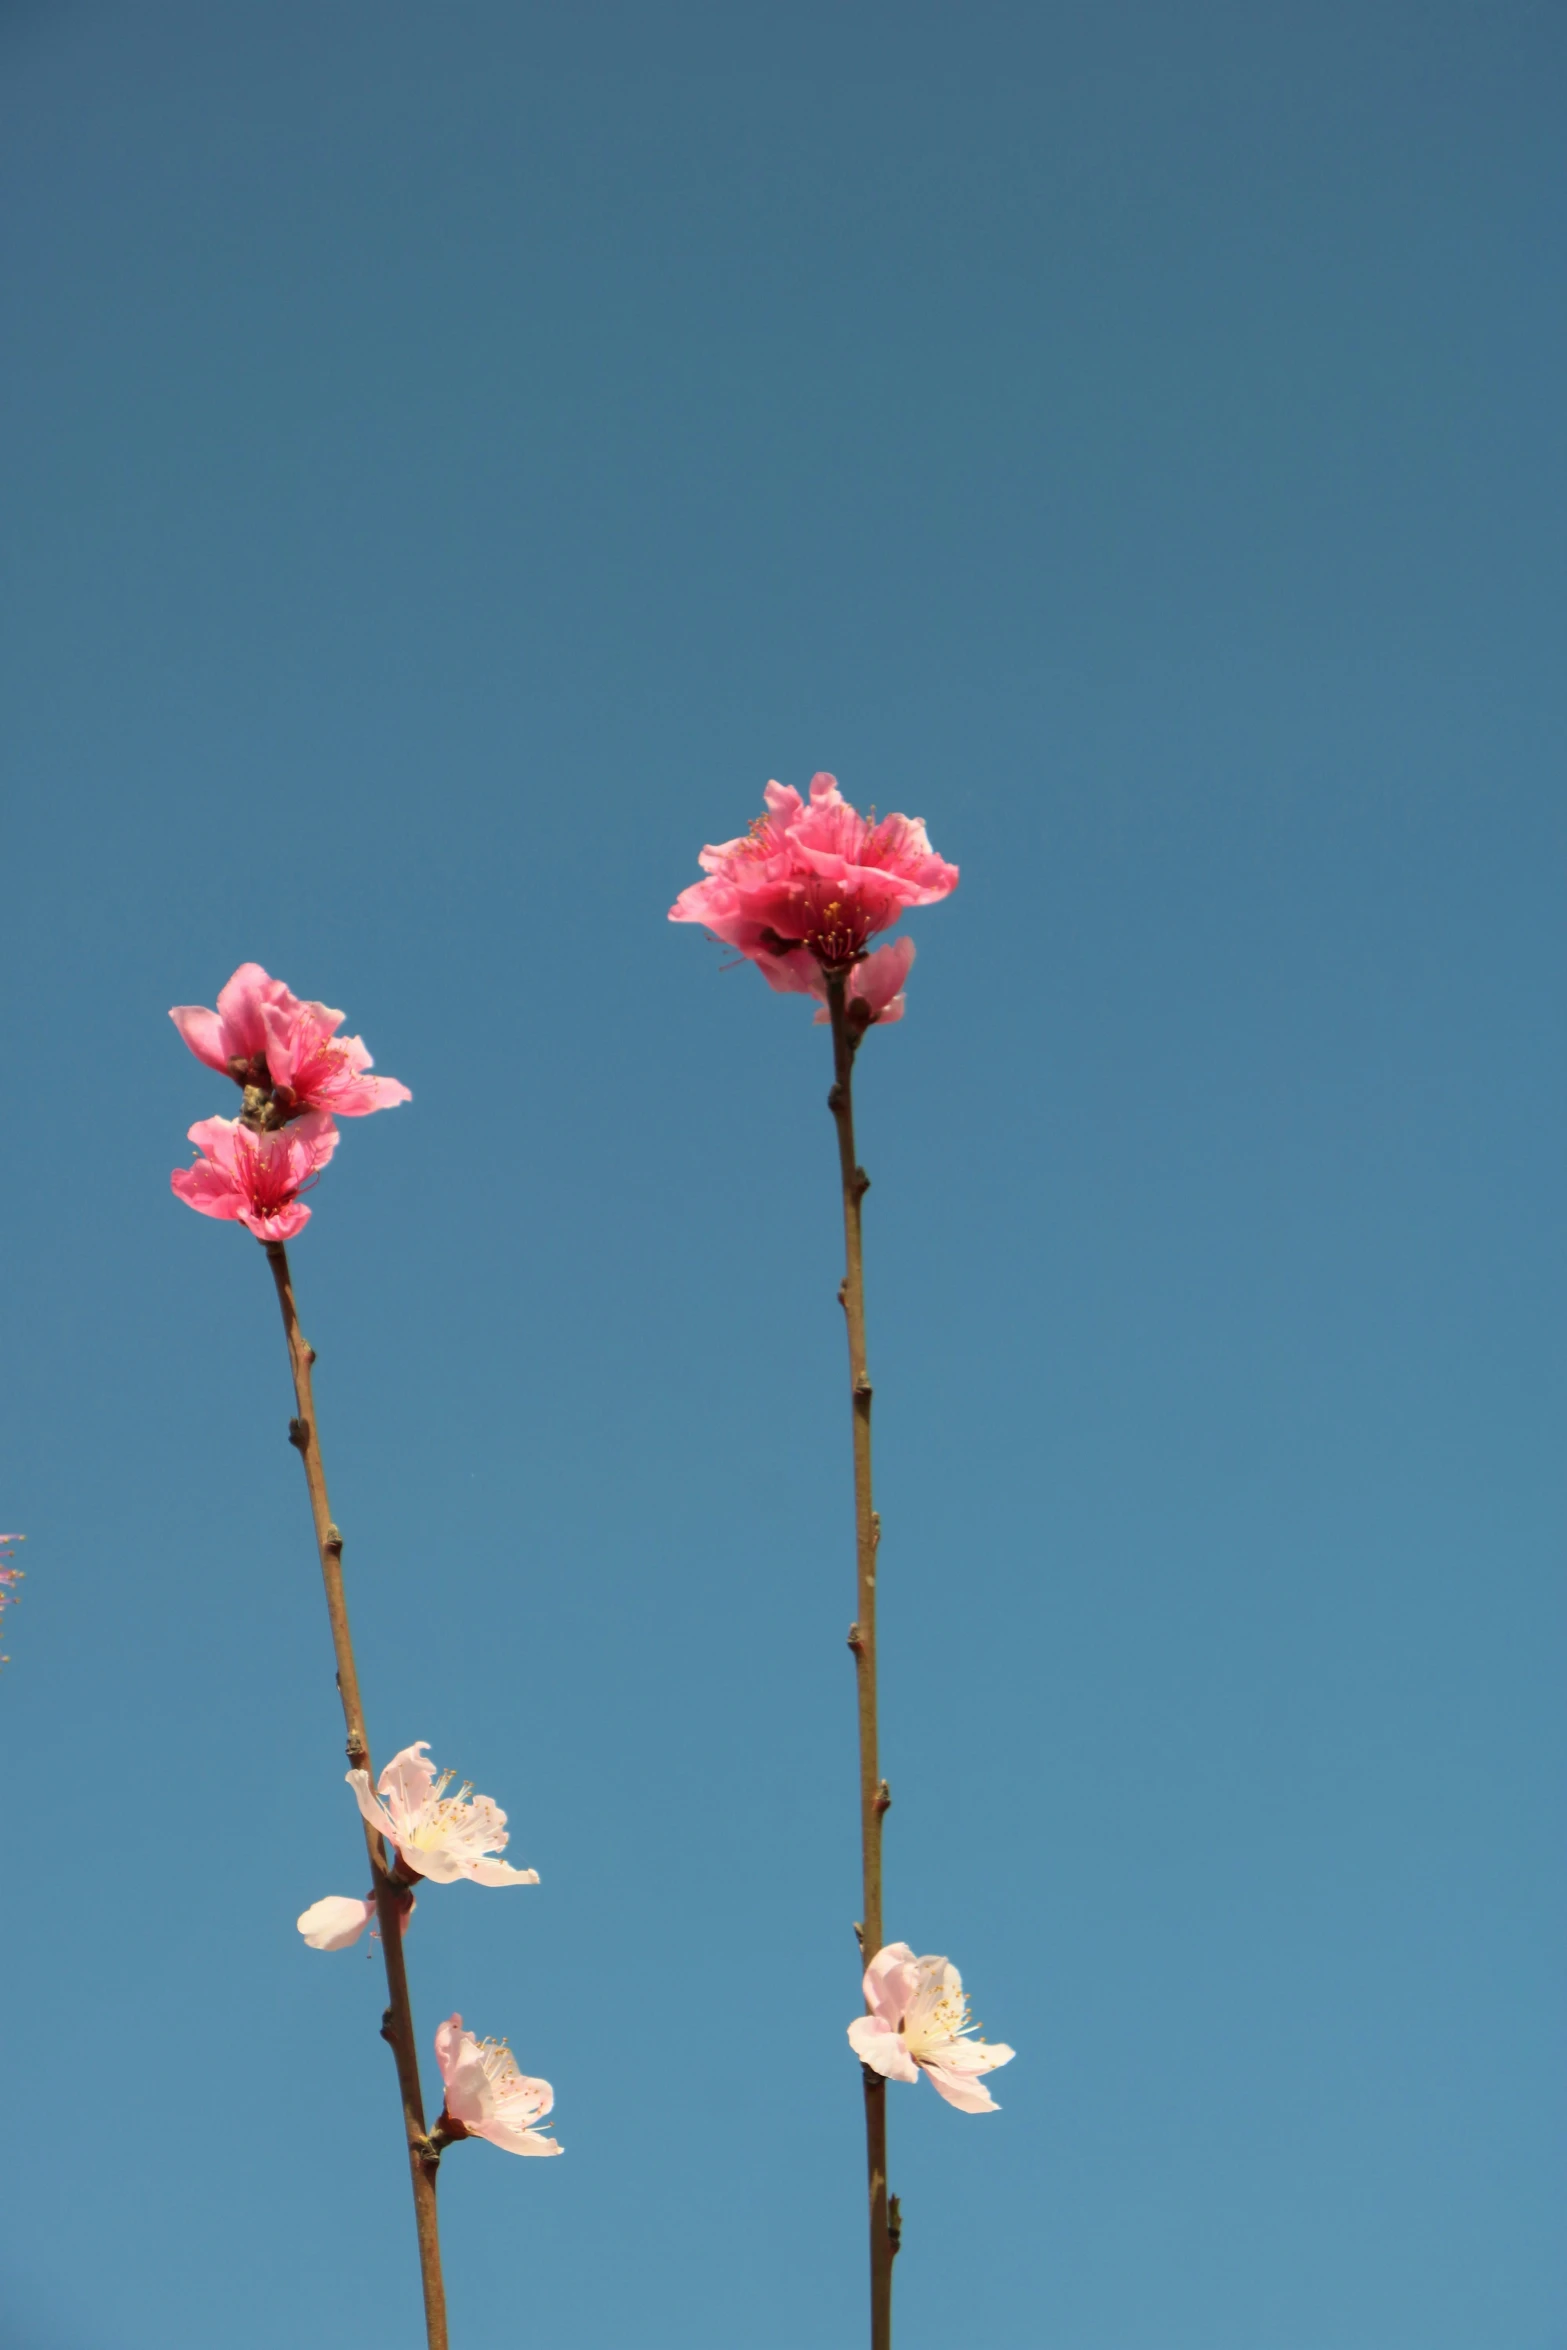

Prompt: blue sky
[3,5,1562,2346]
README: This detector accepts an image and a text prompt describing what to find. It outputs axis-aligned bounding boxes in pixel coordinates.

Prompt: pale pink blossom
[670,773,956,1014]
[296,1890,415,1950]
[847,1942,1015,2113]
[261,995,412,1119]
[0,1533,23,1662]
[170,962,295,1083]
[170,1111,338,1240]
[169,962,409,1117]
[435,2014,561,2156]
[347,1742,538,1889]
[297,1895,377,1951]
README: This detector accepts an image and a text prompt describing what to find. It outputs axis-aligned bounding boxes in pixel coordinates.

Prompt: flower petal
[376,1742,438,1814]
[861,1941,920,2027]
[170,1163,244,1221]
[472,2116,563,2157]
[346,1767,398,1844]
[920,2059,1004,2113]
[296,1895,374,1952]
[465,1857,541,1887]
[168,1005,231,1072]
[848,2016,920,2083]
[434,2014,471,2091]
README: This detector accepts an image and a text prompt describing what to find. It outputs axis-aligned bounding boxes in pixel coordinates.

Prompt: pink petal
[297,1895,374,1951]
[920,2059,1004,2113]
[441,2051,496,2131]
[324,1071,414,1116]
[847,2016,920,2083]
[216,963,294,1060]
[283,1108,341,1178]
[434,2014,470,2090]
[168,1006,231,1073]
[376,1742,438,1812]
[861,1941,920,2027]
[170,1163,243,1222]
[185,1115,244,1175]
[852,936,915,1021]
[236,1197,311,1240]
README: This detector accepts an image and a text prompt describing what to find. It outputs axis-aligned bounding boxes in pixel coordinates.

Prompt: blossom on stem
[347,1742,539,1889]
[170,1112,338,1241]
[169,962,410,1117]
[296,1890,415,1950]
[435,2015,562,2156]
[847,1942,1015,2113]
[297,1895,377,1951]
[669,773,956,1017]
[0,1534,23,1664]
[811,936,916,1028]
[170,962,295,1082]
[261,995,412,1119]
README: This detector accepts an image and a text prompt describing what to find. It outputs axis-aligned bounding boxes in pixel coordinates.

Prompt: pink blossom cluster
[0,1533,23,1664]
[168,963,409,1239]
[669,772,957,1027]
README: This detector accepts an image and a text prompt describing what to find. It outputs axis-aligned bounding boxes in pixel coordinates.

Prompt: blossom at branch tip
[0,1534,24,1663]
[169,962,410,1117]
[669,773,956,1018]
[347,1742,539,1889]
[261,995,412,1119]
[435,2014,562,2156]
[848,1942,1015,2113]
[170,1110,338,1240]
[169,962,295,1080]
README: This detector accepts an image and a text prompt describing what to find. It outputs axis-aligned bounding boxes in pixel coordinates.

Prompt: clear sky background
[3,5,1562,2346]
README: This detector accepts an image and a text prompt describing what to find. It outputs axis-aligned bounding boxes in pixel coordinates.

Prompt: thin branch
[265,1241,450,2350]
[825,971,898,2350]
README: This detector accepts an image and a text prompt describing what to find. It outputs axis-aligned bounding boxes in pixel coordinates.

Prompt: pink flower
[261,996,412,1120]
[170,1111,338,1241]
[847,1942,1015,2113]
[435,2014,562,2156]
[811,936,916,1028]
[0,1534,23,1660]
[669,773,956,1013]
[170,962,295,1083]
[347,1742,538,1889]
[169,962,410,1117]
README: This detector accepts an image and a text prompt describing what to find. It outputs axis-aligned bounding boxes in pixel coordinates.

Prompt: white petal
[466,1857,540,1887]
[848,2016,920,2083]
[376,1742,439,1822]
[296,1895,374,1952]
[921,2058,1003,2112]
[346,1768,397,1843]
[474,2119,563,2156]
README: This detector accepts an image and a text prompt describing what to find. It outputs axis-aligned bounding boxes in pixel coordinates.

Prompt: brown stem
[265,1241,449,2350]
[826,971,896,2350]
